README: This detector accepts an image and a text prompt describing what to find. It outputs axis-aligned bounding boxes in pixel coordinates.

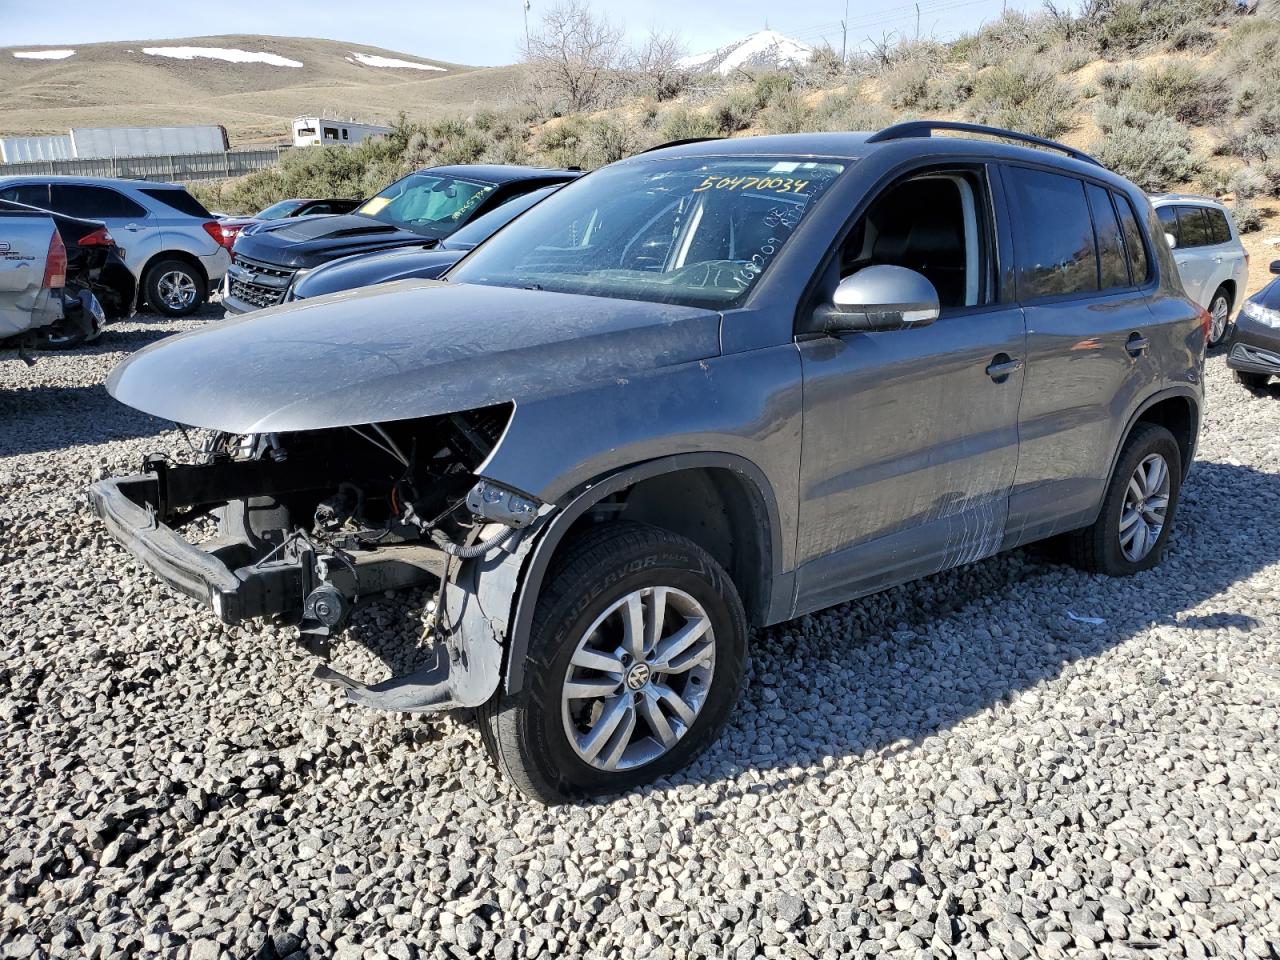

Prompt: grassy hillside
[0,35,524,144]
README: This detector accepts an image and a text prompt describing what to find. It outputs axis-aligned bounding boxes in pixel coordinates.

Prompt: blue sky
[1,0,1038,65]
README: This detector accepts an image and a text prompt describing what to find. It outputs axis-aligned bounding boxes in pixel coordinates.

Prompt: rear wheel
[1234,369,1272,390]
[1061,423,1182,576]
[479,521,747,803]
[1207,286,1232,346]
[145,259,205,317]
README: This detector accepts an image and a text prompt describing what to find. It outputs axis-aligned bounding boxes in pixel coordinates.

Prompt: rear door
[1004,165,1159,544]
[46,183,154,276]
[0,210,54,336]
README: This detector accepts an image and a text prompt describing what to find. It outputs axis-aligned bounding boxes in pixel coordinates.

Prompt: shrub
[710,89,761,134]
[968,56,1076,139]
[1091,105,1204,190]
[751,72,796,110]
[884,60,933,109]
[1228,166,1268,199]
[760,89,816,134]
[535,117,590,168]
[1093,0,1233,54]
[813,88,896,132]
[1102,63,1226,125]
[1232,197,1263,233]
[586,116,638,166]
[657,107,720,142]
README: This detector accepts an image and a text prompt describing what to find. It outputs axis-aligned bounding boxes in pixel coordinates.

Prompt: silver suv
[0,176,230,316]
[1151,194,1249,346]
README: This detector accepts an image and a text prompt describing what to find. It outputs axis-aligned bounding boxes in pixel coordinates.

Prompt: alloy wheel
[561,586,715,772]
[158,270,198,310]
[1210,295,1229,344]
[1119,452,1171,562]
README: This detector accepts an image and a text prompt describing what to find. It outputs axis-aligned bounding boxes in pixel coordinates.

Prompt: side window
[1086,184,1129,290]
[49,185,147,219]
[1157,206,1180,246]
[1205,207,1232,245]
[1114,194,1151,285]
[1006,166,1098,300]
[0,183,51,207]
[833,170,991,312]
[1177,206,1210,247]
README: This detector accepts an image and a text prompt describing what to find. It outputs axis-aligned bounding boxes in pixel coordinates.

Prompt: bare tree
[524,1,627,113]
[628,27,689,101]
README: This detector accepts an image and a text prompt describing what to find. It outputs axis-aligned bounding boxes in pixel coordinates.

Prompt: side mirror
[814,265,940,334]
[1165,232,1178,250]
[1270,259,1280,276]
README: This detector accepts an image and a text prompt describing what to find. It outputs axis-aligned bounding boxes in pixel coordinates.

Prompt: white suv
[1151,194,1249,346]
[0,176,231,317]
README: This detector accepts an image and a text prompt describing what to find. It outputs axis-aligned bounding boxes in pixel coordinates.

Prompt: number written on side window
[1007,166,1099,300]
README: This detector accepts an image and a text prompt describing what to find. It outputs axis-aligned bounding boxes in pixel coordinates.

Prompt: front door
[793,166,1026,615]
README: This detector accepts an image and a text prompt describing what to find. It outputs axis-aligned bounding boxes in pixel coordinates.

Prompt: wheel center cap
[625,663,651,691]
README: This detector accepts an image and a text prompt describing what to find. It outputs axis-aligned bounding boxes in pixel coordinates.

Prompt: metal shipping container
[0,135,73,164]
[69,125,230,160]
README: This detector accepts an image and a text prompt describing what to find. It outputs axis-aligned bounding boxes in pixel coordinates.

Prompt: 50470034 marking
[692,176,810,194]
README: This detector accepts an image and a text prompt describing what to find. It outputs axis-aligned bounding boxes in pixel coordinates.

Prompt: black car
[1226,259,1280,389]
[0,197,137,345]
[222,165,577,313]
[287,182,574,302]
[217,197,365,247]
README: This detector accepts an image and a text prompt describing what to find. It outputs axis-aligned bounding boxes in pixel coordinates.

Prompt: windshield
[356,172,497,238]
[256,199,304,219]
[443,185,560,251]
[449,157,845,308]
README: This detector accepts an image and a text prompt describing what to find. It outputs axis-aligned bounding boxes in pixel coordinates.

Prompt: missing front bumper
[87,470,502,713]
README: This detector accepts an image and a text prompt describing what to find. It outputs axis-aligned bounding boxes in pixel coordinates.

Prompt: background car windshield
[357,173,496,236]
[449,157,846,308]
[256,200,304,219]
[444,185,559,251]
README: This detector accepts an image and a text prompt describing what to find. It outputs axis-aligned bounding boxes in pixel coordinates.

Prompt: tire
[144,259,205,317]
[479,521,747,804]
[1061,423,1182,576]
[1234,369,1271,390]
[1207,286,1232,347]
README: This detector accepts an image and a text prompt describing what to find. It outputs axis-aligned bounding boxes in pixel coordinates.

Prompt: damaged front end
[88,404,542,712]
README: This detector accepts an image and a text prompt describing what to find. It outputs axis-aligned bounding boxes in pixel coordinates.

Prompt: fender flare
[1105,384,1201,486]
[499,451,786,695]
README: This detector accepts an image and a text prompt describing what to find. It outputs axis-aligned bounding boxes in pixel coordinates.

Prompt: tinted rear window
[0,183,51,207]
[1115,195,1150,286]
[1157,206,1180,245]
[49,184,147,219]
[141,188,212,218]
[1177,206,1211,247]
[1006,166,1098,300]
[1205,207,1232,245]
[1087,184,1129,290]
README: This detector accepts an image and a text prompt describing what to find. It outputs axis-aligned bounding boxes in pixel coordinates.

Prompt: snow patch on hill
[677,31,812,76]
[346,52,444,71]
[142,46,303,68]
[13,50,76,60]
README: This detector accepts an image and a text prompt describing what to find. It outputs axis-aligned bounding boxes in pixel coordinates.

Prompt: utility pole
[915,2,921,39]
[523,0,531,48]
[841,0,849,62]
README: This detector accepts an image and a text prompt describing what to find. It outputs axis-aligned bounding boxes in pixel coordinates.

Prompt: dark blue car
[1226,259,1280,389]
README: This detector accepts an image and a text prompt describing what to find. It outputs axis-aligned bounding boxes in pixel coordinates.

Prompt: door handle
[1126,333,1150,357]
[986,354,1023,382]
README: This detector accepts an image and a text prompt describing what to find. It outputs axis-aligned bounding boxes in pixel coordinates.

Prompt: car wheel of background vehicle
[1061,423,1182,576]
[1207,286,1232,346]
[479,521,747,804]
[145,259,205,317]
[1234,369,1272,390]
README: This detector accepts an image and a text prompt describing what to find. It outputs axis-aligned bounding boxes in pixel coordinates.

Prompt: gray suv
[89,122,1206,802]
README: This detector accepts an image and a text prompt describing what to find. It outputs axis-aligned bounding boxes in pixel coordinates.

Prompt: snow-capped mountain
[677,30,813,76]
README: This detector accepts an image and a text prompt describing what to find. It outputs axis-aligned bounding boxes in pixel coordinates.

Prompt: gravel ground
[2,308,1279,960]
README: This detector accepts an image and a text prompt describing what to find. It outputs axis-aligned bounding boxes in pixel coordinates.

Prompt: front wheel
[145,259,205,317]
[1207,286,1232,346]
[1061,423,1182,576]
[479,522,747,803]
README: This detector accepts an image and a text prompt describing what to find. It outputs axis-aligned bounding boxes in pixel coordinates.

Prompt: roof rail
[639,136,725,154]
[866,120,1103,168]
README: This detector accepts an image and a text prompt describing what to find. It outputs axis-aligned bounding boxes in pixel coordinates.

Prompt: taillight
[42,230,66,289]
[1197,305,1212,343]
[78,226,114,247]
[202,220,236,253]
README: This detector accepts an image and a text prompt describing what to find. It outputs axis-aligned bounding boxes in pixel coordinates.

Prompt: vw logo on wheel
[624,662,651,690]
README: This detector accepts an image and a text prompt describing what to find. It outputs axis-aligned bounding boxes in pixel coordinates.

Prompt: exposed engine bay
[88,403,542,712]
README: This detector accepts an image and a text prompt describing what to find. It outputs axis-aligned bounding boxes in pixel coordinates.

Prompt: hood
[232,213,432,270]
[107,280,722,434]
[1252,277,1280,310]
[292,245,461,300]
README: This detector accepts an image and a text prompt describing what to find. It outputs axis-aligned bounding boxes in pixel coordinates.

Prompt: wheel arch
[1112,387,1200,483]
[500,452,788,695]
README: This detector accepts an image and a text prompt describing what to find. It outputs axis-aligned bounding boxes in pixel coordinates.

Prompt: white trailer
[68,125,230,160]
[292,117,392,148]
